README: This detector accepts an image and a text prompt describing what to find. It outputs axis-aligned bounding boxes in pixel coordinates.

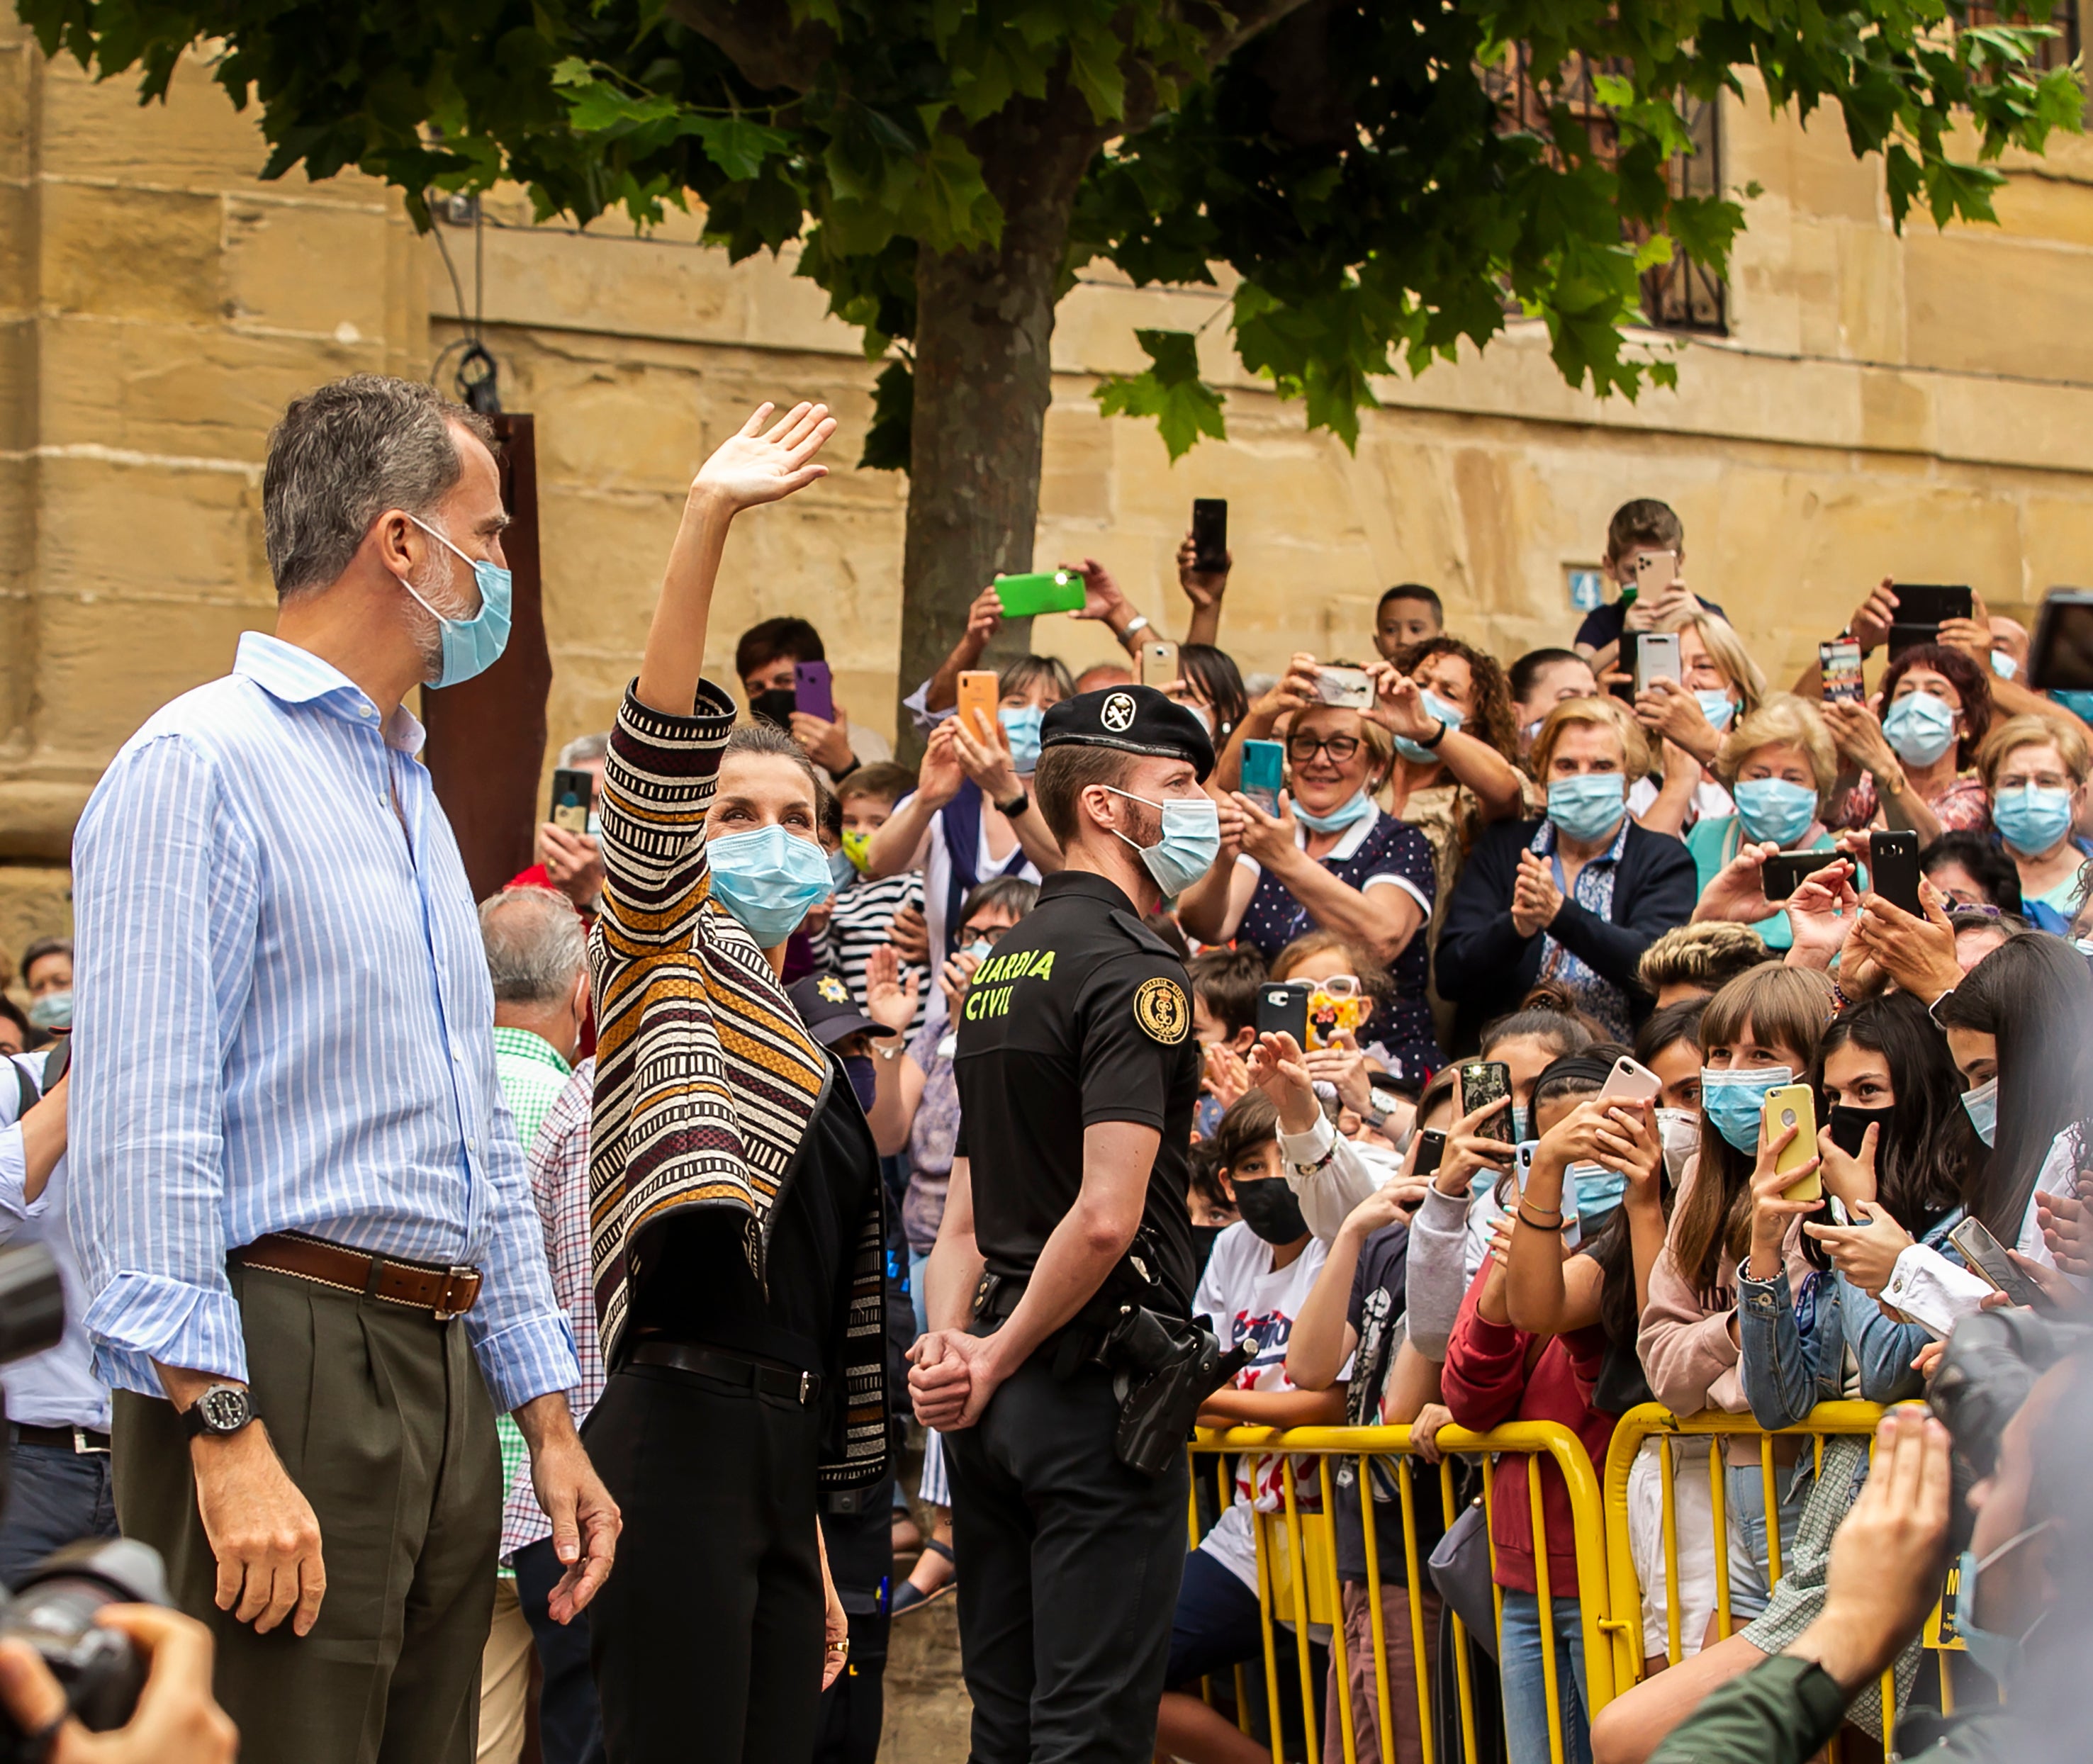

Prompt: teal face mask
[1700,1065,1793,1154]
[400,514,513,688]
[1104,787,1222,896]
[1732,777,1818,848]
[1695,689,1736,732]
[706,824,835,946]
[1001,706,1044,773]
[1955,1521,2053,1688]
[1882,691,1957,765]
[1960,1074,1999,1147]
[1294,787,1375,833]
[1546,773,1627,844]
[1992,782,2074,857]
[1396,689,1466,765]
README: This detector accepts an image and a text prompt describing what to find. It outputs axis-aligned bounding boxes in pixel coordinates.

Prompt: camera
[0,1242,174,1758]
[1929,1307,2093,1551]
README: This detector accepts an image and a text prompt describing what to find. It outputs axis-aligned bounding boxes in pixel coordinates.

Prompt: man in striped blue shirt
[68,374,619,1764]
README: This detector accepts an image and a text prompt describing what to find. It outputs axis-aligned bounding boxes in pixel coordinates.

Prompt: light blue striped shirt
[68,632,580,1412]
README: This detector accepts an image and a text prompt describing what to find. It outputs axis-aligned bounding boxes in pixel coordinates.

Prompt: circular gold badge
[1135,976,1190,1044]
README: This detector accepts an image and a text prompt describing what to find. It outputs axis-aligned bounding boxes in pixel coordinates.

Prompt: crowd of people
[2,375,2090,1764]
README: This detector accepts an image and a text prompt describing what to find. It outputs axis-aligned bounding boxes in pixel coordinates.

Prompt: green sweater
[1648,1653,2007,1764]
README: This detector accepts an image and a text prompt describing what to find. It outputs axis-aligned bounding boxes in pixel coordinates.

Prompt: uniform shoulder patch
[1134,975,1191,1045]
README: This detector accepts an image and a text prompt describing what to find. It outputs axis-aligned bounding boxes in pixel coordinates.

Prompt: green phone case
[993,571,1085,617]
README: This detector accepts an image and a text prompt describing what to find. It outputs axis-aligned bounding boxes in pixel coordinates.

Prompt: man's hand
[0,1606,236,1764]
[1406,1402,1454,1466]
[516,1394,622,1624]
[1788,1406,1951,1693]
[537,824,606,910]
[190,1422,326,1636]
[789,708,855,776]
[690,401,836,513]
[817,1522,851,1690]
[907,1329,1002,1432]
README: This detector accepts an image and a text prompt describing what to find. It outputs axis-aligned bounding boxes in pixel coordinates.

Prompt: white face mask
[1655,1106,1700,1183]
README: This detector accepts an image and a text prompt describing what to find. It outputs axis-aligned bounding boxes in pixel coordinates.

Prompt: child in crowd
[1572,499,1727,668]
[826,760,928,1032]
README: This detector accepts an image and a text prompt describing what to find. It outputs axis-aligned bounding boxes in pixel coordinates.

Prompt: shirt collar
[1037,870,1139,914]
[491,1026,573,1077]
[234,631,427,755]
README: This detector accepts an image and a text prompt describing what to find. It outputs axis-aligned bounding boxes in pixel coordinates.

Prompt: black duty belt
[629,1341,822,1405]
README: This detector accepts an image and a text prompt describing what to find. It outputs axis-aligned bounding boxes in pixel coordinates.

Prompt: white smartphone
[1315,665,1374,711]
[1636,633,1681,693]
[1599,1055,1663,1105]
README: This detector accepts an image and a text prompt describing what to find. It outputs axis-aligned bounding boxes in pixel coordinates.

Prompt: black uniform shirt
[951,869,1201,1318]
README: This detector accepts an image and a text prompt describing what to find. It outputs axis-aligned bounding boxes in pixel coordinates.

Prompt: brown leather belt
[14,1424,110,1454]
[232,1230,483,1320]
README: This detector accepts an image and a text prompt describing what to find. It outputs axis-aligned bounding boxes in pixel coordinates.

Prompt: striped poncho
[588,681,889,1489]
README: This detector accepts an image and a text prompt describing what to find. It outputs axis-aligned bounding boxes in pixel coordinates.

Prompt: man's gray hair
[556,732,610,769]
[264,374,496,600]
[478,886,588,1005]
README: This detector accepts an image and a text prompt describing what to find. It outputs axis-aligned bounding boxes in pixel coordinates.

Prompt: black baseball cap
[1040,683,1215,782]
[787,972,897,1046]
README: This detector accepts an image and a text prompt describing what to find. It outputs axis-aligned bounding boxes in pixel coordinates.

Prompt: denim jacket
[1737,1209,1961,1429]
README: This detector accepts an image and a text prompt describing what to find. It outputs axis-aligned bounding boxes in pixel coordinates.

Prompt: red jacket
[1440,1262,1617,1596]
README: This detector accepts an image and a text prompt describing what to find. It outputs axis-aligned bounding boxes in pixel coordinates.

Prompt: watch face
[198,1387,249,1434]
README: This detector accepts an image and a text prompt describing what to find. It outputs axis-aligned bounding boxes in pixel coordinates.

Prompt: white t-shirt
[904,794,1042,968]
[1193,1222,1345,1592]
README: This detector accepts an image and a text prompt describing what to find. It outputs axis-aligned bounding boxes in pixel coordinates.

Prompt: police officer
[909,683,1221,1764]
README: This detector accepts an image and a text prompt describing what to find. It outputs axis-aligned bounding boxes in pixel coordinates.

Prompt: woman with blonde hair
[1974,713,2093,932]
[1685,694,1840,950]
[1633,614,1771,838]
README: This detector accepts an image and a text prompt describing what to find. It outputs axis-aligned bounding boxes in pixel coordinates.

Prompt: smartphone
[1600,1055,1663,1105]
[1458,1060,1515,1144]
[549,768,594,835]
[2029,587,2093,692]
[1948,1218,2050,1310]
[793,659,835,723]
[1315,664,1374,710]
[1632,551,1680,600]
[1766,1084,1821,1200]
[1140,641,1181,687]
[1240,738,1285,816]
[1819,639,1865,704]
[1254,981,1313,1049]
[1887,583,1973,657]
[1759,851,1834,902]
[955,670,1000,746]
[1636,632,1681,694]
[993,569,1086,617]
[1868,829,1923,916]
[1611,631,1640,704]
[1413,1129,1447,1180]
[1191,498,1228,573]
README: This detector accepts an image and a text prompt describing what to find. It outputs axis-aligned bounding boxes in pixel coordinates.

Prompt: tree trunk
[897,87,1110,752]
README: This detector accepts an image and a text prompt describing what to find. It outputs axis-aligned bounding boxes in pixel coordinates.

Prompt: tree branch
[662,0,832,92]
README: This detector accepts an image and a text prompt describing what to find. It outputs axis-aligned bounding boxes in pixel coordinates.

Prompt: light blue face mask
[26,991,70,1033]
[1510,1102,1532,1145]
[1294,787,1376,833]
[1570,1162,1627,1229]
[1992,649,2019,682]
[1992,782,2074,857]
[585,809,602,839]
[827,846,858,891]
[1104,787,1222,896]
[1546,773,1627,844]
[1882,691,1958,765]
[1732,777,1819,848]
[1001,706,1045,773]
[706,824,836,947]
[1955,1522,2053,1688]
[400,514,513,688]
[1695,689,1736,732]
[1396,689,1466,765]
[1700,1065,1794,1155]
[1960,1074,1999,1147]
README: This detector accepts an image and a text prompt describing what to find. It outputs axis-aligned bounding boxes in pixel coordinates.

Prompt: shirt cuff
[83,1274,248,1394]
[1882,1243,1990,1338]
[1361,873,1432,919]
[1279,1112,1337,1169]
[473,1313,583,1415]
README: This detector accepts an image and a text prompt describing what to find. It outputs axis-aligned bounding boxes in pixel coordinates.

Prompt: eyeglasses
[1306,974,1363,998]
[1946,903,2003,921]
[960,922,1009,945]
[1287,732,1362,763]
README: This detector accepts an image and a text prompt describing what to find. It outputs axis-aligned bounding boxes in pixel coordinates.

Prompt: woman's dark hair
[722,719,821,800]
[1670,965,1838,1298]
[1936,933,2093,1243]
[1921,830,2024,915]
[1194,1090,1281,1200]
[1634,998,1706,1069]
[1880,641,1994,773]
[1179,644,1249,743]
[1392,636,1518,759]
[1814,992,1977,1233]
[1508,648,1588,706]
[1478,984,1600,1062]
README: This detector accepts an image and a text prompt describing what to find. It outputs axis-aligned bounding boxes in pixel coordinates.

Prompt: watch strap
[997,789,1029,819]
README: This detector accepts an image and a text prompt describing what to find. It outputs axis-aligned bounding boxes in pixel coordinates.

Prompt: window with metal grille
[1479,46,1727,335]
[1953,0,2082,70]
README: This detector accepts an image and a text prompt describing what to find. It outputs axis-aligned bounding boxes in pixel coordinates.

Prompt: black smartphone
[1191,498,1228,573]
[1458,1060,1515,1143]
[1254,981,1312,1049]
[1759,851,1834,902]
[550,768,594,834]
[1887,583,1972,657]
[1612,631,1640,704]
[2030,588,2093,692]
[1869,829,1922,916]
[1413,1129,1447,1179]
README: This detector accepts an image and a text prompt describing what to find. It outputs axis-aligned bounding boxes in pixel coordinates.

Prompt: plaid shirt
[500,1057,603,1564]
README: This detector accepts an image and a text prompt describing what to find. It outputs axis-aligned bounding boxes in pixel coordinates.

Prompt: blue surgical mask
[1570,1162,1627,1229]
[1991,650,2018,682]
[1960,1074,1999,1147]
[400,514,513,687]
[1001,707,1044,773]
[706,824,835,946]
[1293,787,1375,833]
[1510,1103,1532,1145]
[1700,1065,1794,1155]
[1395,690,1466,765]
[1695,690,1736,732]
[586,809,602,839]
[1955,1522,2053,1688]
[1103,787,1222,897]
[26,991,70,1033]
[1882,692,1957,765]
[1993,783,2074,857]
[1732,777,1819,848]
[1546,773,1627,844]
[827,846,858,892]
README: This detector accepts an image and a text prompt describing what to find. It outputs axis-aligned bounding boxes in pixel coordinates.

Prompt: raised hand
[1245,1030,1318,1134]
[1065,558,1130,624]
[1693,840,1779,925]
[1847,578,1900,656]
[864,943,920,1034]
[1177,529,1230,610]
[692,401,836,512]
[1230,789,1297,866]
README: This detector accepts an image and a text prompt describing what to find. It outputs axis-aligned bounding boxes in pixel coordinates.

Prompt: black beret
[1040,683,1215,783]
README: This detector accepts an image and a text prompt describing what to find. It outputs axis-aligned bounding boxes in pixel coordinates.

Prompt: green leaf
[689,114,791,181]
[860,357,915,472]
[1093,329,1227,459]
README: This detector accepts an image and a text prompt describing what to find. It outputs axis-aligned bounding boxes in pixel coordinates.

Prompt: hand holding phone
[1459,1061,1515,1145]
[1315,665,1374,711]
[550,768,594,835]
[1948,1218,2051,1310]
[1766,1084,1822,1201]
[1240,739,1285,816]
[955,670,1000,747]
[1140,641,1181,687]
[794,659,836,723]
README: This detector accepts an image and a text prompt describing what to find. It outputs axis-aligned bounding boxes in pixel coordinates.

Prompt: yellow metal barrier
[1189,1419,1617,1764]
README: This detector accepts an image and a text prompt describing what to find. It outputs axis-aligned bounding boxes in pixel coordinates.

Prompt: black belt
[14,1424,110,1454]
[629,1342,822,1405]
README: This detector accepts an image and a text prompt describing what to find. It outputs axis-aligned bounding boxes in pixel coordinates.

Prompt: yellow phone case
[1766,1083,1820,1200]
